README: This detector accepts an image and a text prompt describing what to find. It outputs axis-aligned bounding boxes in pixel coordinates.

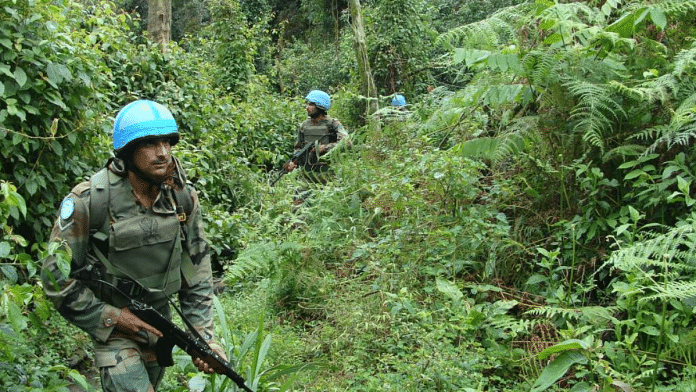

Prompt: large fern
[565,79,626,154]
[225,240,304,283]
[603,214,696,302]
[435,3,534,50]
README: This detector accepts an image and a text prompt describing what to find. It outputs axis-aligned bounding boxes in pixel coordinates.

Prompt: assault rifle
[76,272,254,392]
[270,136,327,186]
[127,298,254,392]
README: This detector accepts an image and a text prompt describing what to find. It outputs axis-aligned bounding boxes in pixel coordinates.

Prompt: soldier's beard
[128,160,175,187]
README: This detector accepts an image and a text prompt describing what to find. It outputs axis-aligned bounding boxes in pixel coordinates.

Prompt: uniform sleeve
[40,186,122,343]
[178,187,219,347]
[324,118,351,153]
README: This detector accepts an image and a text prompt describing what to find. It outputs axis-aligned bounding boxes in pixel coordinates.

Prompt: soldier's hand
[193,344,228,374]
[284,161,297,172]
[115,307,162,338]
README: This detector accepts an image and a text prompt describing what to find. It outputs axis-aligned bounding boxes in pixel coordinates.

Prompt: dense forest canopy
[2,0,696,391]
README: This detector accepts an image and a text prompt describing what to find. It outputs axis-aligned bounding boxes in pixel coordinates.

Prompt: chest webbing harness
[299,118,339,145]
[86,168,197,304]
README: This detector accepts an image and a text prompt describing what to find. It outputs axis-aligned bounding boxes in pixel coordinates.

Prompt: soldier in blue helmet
[284,90,349,184]
[41,100,226,391]
[279,90,350,212]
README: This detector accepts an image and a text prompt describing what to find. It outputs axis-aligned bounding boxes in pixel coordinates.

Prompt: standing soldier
[283,90,350,207]
[41,100,226,391]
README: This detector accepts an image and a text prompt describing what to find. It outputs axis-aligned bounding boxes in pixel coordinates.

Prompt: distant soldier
[41,100,225,391]
[373,93,410,123]
[392,94,407,108]
[284,90,349,182]
[282,90,350,209]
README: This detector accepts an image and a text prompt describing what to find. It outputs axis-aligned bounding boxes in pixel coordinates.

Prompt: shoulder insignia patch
[59,197,75,229]
[60,197,75,220]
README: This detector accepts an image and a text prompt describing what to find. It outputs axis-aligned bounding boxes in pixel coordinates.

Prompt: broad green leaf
[526,274,548,285]
[544,32,562,45]
[538,339,589,360]
[13,66,27,87]
[47,62,62,87]
[1,265,17,283]
[8,300,27,332]
[0,242,10,258]
[649,8,666,30]
[436,277,463,302]
[531,351,588,392]
[25,180,38,196]
[634,8,649,25]
[624,169,645,180]
[640,325,660,336]
[628,205,640,222]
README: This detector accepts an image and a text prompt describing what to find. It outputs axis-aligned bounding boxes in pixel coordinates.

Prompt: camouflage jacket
[41,157,219,367]
[294,115,349,167]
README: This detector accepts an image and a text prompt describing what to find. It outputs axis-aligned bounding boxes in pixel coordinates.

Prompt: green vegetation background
[2,0,696,391]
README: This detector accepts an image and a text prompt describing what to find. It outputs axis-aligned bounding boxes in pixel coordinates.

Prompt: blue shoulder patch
[60,197,75,221]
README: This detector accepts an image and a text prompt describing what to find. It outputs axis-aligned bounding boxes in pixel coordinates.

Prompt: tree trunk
[148,0,171,46]
[349,0,380,125]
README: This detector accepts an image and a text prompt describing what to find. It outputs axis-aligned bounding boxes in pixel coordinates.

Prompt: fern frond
[604,217,696,289]
[603,144,648,162]
[525,305,620,326]
[487,314,542,337]
[641,281,696,303]
[647,92,696,153]
[629,124,670,143]
[673,43,696,78]
[524,49,564,87]
[565,79,626,153]
[536,2,605,47]
[225,240,303,282]
[656,0,696,15]
[608,77,673,104]
[435,3,534,50]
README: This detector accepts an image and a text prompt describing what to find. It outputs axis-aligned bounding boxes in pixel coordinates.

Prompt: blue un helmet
[113,100,179,155]
[392,94,406,107]
[305,90,331,111]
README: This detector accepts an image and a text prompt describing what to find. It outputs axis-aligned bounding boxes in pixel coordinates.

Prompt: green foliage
[0,0,116,244]
[3,0,696,391]
[364,0,437,95]
[204,0,258,95]
[0,180,93,391]
[275,40,351,98]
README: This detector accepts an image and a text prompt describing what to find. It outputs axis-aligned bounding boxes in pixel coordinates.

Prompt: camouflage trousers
[95,332,165,392]
[99,346,165,392]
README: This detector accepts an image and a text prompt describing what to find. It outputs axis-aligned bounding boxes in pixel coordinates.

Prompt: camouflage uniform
[41,157,220,392]
[294,115,349,185]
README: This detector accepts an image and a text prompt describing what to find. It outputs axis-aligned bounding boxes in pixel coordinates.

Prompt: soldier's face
[305,102,318,116]
[132,138,172,181]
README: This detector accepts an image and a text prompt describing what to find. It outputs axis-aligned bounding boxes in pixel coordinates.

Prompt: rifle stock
[127,300,253,392]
